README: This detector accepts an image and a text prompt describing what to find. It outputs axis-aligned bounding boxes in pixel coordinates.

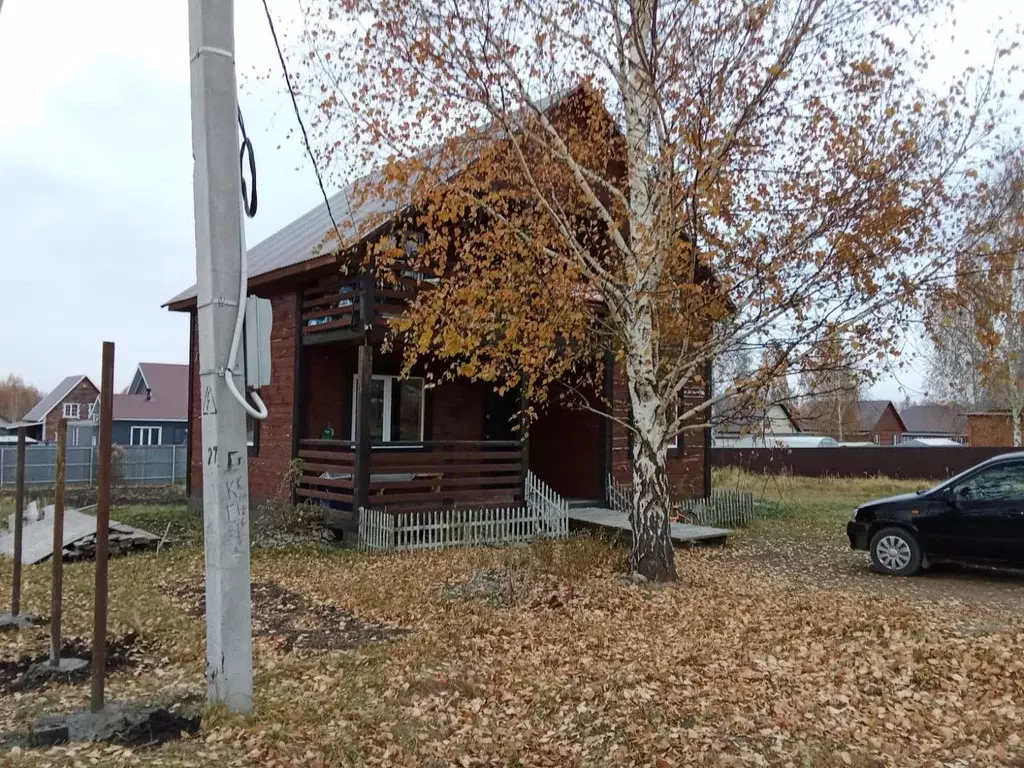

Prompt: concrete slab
[0,613,44,632]
[29,702,199,747]
[568,507,731,545]
[0,506,158,565]
[20,657,89,688]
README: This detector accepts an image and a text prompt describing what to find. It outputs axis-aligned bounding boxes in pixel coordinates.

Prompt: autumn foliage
[290,0,1020,579]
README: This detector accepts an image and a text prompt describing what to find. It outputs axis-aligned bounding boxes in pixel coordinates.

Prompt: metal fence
[712,446,1012,480]
[0,444,187,487]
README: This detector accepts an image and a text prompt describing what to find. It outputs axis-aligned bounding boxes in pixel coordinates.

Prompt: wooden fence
[357,471,568,552]
[606,475,756,528]
[675,490,755,528]
[712,446,1014,481]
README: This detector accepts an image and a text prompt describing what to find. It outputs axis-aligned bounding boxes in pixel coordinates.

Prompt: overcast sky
[0,0,1020,402]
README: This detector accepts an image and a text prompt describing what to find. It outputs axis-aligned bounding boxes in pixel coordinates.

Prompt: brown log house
[166,98,710,533]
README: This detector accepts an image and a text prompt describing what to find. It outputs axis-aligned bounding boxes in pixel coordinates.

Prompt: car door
[948,462,1024,564]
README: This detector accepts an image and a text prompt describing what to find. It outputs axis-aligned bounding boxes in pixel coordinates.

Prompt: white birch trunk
[1013,408,1022,448]
[620,0,676,582]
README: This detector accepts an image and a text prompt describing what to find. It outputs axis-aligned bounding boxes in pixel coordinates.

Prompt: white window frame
[350,375,425,444]
[63,402,80,419]
[130,425,162,446]
[88,401,97,420]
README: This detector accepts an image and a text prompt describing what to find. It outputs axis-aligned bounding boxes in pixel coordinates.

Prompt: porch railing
[296,439,523,509]
[300,274,421,343]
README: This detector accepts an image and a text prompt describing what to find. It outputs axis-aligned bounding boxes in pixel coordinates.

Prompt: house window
[350,375,425,443]
[88,401,97,420]
[63,402,80,419]
[130,426,162,446]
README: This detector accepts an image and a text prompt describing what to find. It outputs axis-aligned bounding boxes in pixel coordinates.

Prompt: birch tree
[927,149,1024,444]
[294,0,1017,580]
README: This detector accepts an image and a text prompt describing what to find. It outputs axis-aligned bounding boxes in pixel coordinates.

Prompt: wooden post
[50,419,68,665]
[353,260,376,516]
[353,342,374,514]
[10,427,26,616]
[91,341,114,712]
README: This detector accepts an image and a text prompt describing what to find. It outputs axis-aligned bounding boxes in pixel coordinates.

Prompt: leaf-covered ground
[1,484,1023,767]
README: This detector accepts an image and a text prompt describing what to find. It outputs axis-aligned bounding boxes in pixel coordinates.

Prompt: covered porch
[289,268,609,529]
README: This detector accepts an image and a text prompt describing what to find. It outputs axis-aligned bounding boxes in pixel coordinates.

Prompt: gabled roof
[900,404,967,436]
[855,400,905,432]
[22,375,92,423]
[714,395,800,434]
[112,363,189,422]
[164,86,589,309]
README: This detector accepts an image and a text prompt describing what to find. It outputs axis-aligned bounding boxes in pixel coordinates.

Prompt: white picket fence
[357,472,568,552]
[606,476,756,528]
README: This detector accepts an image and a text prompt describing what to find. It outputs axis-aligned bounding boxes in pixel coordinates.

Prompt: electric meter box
[243,296,273,389]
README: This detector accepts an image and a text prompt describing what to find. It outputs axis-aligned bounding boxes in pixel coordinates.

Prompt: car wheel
[869,527,922,576]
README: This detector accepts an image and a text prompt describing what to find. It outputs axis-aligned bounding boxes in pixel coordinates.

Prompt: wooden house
[166,92,710,532]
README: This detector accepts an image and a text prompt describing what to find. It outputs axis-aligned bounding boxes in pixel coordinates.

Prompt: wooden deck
[568,507,731,545]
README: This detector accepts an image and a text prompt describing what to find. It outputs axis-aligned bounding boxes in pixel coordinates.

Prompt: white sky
[0,0,1020,402]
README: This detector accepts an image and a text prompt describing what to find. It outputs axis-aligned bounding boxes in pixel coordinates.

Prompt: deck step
[567,506,731,546]
[568,499,609,509]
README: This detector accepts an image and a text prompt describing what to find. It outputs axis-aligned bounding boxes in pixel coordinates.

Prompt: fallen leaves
[0,521,1022,766]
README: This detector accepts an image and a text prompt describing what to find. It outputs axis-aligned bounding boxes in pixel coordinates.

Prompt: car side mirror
[943,487,959,508]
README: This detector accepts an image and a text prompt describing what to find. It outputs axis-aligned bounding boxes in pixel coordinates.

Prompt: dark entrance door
[528,381,604,501]
[482,389,519,442]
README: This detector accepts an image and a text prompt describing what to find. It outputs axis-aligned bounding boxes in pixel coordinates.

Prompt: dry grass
[1,482,1023,766]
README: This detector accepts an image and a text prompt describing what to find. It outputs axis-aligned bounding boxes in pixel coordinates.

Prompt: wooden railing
[295,439,524,510]
[296,439,356,505]
[300,273,423,344]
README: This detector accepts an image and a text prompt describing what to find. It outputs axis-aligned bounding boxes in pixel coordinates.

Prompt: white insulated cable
[224,207,268,420]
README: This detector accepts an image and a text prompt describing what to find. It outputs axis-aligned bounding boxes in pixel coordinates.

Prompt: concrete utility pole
[187,0,254,714]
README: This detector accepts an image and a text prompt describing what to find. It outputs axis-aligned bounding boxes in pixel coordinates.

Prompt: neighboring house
[713,397,801,448]
[165,87,712,526]
[109,363,189,447]
[897,403,968,444]
[966,411,1016,447]
[797,399,907,446]
[18,375,100,442]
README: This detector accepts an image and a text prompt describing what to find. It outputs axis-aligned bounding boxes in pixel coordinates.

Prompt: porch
[295,438,525,515]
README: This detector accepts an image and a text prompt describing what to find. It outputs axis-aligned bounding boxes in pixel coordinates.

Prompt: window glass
[393,379,424,441]
[351,375,423,443]
[957,464,1024,501]
[368,378,386,442]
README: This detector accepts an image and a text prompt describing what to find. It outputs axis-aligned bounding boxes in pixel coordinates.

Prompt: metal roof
[112,363,189,422]
[22,375,90,423]
[165,86,585,308]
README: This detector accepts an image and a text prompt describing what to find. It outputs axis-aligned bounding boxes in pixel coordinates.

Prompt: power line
[260,0,353,248]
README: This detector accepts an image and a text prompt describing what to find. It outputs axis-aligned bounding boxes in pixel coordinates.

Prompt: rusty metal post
[90,342,114,712]
[10,426,26,616]
[50,418,68,666]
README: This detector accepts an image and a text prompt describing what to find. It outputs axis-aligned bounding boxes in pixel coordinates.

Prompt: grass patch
[109,504,203,547]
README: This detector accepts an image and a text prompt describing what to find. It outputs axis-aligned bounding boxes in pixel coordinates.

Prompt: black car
[847,452,1024,576]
